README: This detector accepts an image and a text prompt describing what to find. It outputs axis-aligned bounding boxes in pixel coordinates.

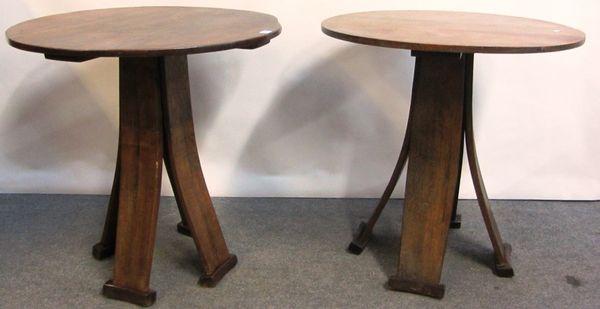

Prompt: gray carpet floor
[0,194,599,308]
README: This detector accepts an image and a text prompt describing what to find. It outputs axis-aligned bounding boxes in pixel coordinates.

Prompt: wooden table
[322,11,584,298]
[6,7,280,306]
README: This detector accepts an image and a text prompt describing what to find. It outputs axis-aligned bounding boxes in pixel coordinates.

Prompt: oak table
[322,11,584,299]
[7,7,281,306]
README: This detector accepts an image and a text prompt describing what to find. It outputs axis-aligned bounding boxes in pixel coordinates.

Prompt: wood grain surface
[112,57,164,295]
[395,52,466,289]
[322,11,585,53]
[6,6,281,57]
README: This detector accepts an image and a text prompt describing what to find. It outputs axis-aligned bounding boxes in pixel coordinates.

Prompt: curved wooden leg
[347,126,410,255]
[450,137,464,229]
[160,55,236,287]
[93,135,191,264]
[163,149,192,237]
[463,54,513,278]
[92,155,120,260]
[102,57,164,307]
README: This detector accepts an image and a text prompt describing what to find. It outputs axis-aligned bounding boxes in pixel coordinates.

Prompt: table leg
[102,57,164,306]
[463,55,514,277]
[91,154,120,260]
[449,129,465,230]
[164,147,192,237]
[93,151,191,261]
[160,55,237,287]
[387,52,466,299]
[347,97,412,255]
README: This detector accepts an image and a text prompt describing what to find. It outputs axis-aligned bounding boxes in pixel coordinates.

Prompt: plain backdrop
[1,0,598,199]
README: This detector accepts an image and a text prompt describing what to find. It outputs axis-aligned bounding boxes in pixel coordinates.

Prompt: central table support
[387,52,466,298]
[349,52,514,299]
[96,56,236,306]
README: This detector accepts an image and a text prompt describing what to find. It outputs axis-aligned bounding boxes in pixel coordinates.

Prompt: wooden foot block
[493,243,515,278]
[387,276,445,299]
[176,221,192,237]
[347,221,369,255]
[198,254,238,287]
[449,214,462,229]
[92,242,114,260]
[103,280,156,307]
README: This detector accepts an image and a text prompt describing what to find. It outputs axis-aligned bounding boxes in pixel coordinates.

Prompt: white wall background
[1,0,598,199]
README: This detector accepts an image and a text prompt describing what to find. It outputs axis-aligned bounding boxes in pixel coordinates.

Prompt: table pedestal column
[98,56,236,306]
[347,52,513,299]
[386,52,466,298]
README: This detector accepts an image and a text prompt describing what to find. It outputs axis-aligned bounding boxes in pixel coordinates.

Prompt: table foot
[103,280,156,307]
[493,243,514,277]
[198,254,238,287]
[176,221,192,237]
[387,276,445,299]
[347,221,369,255]
[449,213,462,229]
[92,242,115,260]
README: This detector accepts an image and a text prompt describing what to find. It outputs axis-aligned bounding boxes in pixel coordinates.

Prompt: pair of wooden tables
[6,7,584,306]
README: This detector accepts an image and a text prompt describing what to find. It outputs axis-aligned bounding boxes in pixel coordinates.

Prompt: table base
[91,55,236,306]
[387,276,445,299]
[348,51,514,298]
[102,280,156,307]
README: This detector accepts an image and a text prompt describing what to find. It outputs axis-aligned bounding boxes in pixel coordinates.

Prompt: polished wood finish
[322,11,585,54]
[92,117,193,261]
[463,54,513,277]
[345,52,514,298]
[7,7,281,306]
[6,7,281,60]
[108,57,164,306]
[391,53,466,298]
[97,56,239,306]
[324,10,584,299]
[91,154,120,260]
[160,55,237,284]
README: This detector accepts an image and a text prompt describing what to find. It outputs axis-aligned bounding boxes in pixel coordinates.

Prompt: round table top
[6,7,281,58]
[322,11,585,54]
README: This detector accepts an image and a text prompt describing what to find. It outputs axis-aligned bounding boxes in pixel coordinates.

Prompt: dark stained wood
[387,276,445,299]
[6,7,281,58]
[7,7,278,307]
[463,54,514,277]
[450,109,467,230]
[93,139,193,261]
[348,52,514,298]
[326,10,584,300]
[322,11,585,54]
[160,55,237,284]
[44,54,96,62]
[103,280,156,307]
[163,143,192,238]
[92,153,120,260]
[105,57,164,306]
[389,52,465,297]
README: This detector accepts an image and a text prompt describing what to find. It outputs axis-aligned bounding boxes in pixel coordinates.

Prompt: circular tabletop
[6,7,282,58]
[322,11,585,54]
